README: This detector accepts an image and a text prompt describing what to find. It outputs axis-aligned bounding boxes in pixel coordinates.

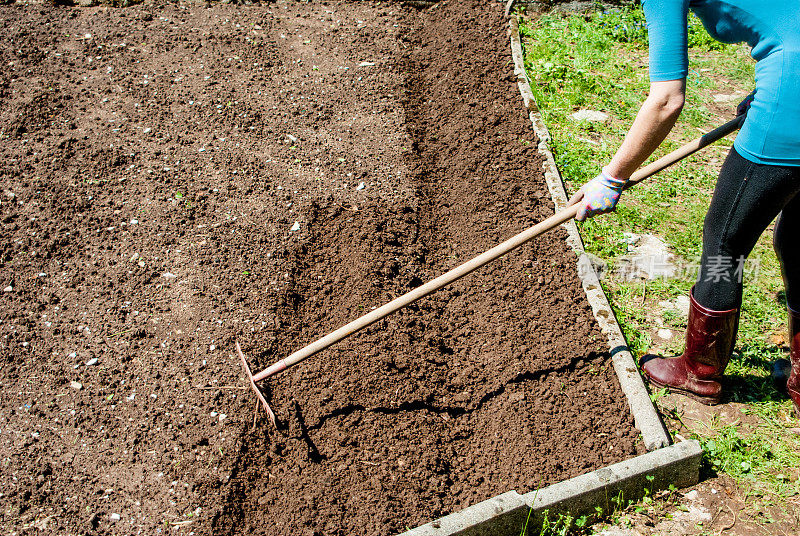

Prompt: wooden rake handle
[251,116,744,383]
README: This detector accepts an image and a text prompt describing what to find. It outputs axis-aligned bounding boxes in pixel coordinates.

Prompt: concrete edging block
[401,491,530,536]
[401,441,702,536]
[522,439,701,526]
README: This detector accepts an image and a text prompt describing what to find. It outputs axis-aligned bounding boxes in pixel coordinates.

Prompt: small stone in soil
[70,381,82,390]
[85,358,98,366]
[356,182,366,190]
[3,286,12,292]
[290,221,301,232]
[109,513,121,522]
[162,272,177,279]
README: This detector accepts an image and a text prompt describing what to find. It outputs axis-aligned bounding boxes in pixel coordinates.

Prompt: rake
[237,116,743,427]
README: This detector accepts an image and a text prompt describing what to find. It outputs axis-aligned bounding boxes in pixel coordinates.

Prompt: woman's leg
[694,148,800,311]
[642,148,800,404]
[774,197,800,311]
[774,199,800,414]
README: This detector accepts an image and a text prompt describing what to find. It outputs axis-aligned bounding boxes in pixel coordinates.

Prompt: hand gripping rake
[238,116,744,427]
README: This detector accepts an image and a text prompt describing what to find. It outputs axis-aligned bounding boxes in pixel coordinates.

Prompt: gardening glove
[736,90,755,117]
[568,167,627,222]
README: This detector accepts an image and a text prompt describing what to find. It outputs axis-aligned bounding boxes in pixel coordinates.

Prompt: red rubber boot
[640,289,739,405]
[785,308,800,416]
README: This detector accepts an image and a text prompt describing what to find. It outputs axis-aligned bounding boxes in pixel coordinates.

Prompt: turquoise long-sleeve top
[642,0,800,166]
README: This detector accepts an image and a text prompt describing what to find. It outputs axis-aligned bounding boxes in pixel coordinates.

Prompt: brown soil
[0,1,642,535]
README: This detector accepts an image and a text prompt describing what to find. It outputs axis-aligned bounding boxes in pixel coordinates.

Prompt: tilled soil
[0,1,642,535]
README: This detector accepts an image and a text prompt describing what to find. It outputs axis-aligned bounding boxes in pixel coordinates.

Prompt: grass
[519,3,799,529]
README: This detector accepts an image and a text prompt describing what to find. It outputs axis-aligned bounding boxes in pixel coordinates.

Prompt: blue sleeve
[642,0,690,81]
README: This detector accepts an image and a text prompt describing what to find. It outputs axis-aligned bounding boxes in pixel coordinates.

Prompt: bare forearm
[606,80,686,179]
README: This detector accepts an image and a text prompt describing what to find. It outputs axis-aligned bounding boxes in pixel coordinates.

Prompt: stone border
[508,15,670,452]
[402,440,701,536]
[396,8,697,536]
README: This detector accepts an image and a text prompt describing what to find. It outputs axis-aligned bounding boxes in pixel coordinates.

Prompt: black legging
[694,147,800,312]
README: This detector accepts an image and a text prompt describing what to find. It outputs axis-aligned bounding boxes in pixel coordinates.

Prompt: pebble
[286,134,298,144]
[356,182,366,191]
[675,294,691,315]
[569,109,609,123]
[162,272,177,279]
[622,232,639,245]
[289,221,301,232]
[687,504,712,523]
[657,328,673,340]
[359,61,376,67]
[109,513,121,522]
[3,286,12,292]
[70,381,82,390]
[618,234,677,280]
[130,219,139,225]
[143,127,152,134]
[85,358,98,366]
[209,344,216,351]
[712,93,743,103]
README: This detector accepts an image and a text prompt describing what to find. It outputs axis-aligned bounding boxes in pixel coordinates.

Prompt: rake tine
[236,341,277,428]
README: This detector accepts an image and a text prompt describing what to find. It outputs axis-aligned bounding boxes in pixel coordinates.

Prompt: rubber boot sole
[646,376,722,406]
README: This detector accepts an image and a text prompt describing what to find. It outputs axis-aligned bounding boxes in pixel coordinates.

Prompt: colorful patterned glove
[569,167,628,222]
[736,90,755,116]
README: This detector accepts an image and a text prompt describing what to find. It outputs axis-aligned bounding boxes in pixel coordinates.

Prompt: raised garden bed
[0,1,643,534]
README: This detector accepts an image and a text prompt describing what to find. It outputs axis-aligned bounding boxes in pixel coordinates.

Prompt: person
[567,0,800,412]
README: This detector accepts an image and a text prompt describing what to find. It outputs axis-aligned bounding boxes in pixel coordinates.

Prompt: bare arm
[605,79,686,179]
[567,79,687,221]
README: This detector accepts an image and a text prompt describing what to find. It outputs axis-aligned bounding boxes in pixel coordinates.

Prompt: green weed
[700,422,800,499]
